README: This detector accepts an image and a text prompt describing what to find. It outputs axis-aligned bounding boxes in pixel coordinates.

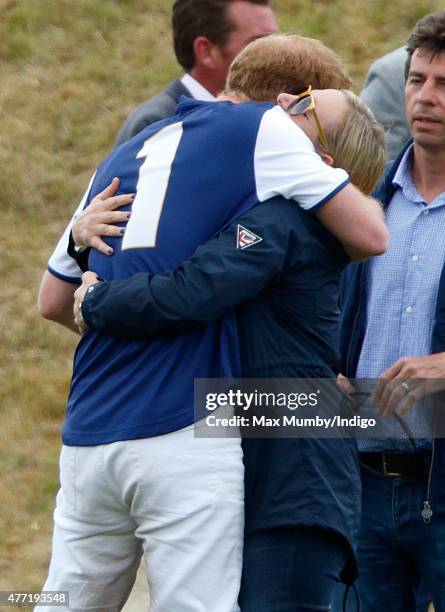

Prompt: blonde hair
[325,91,387,194]
[226,33,352,101]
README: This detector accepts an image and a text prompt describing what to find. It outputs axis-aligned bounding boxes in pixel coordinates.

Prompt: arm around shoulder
[82,199,293,339]
[315,183,388,261]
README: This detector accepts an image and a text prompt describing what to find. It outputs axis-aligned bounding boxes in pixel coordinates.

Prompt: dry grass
[1,0,444,592]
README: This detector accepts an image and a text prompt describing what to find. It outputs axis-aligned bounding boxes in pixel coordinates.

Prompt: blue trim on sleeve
[308,178,351,214]
[47,265,81,285]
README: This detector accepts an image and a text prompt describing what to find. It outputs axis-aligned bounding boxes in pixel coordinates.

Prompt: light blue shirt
[357,144,445,451]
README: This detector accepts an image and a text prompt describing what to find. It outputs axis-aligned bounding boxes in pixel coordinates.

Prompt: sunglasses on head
[287,85,329,149]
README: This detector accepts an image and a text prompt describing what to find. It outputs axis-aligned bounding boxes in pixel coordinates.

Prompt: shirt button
[405,306,413,314]
[423,209,429,216]
[411,255,419,262]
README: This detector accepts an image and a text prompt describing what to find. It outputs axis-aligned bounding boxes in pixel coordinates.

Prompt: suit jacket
[361,46,410,160]
[115,79,191,146]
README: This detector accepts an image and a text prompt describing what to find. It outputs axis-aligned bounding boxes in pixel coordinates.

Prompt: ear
[193,36,220,69]
[277,92,298,110]
[318,149,335,166]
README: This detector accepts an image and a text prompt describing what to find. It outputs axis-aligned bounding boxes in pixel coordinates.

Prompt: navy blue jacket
[339,141,445,509]
[82,197,361,584]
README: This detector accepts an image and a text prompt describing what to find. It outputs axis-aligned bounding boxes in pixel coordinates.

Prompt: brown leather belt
[360,452,431,479]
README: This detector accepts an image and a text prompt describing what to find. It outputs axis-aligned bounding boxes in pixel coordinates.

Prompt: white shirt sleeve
[47,172,96,282]
[254,106,350,212]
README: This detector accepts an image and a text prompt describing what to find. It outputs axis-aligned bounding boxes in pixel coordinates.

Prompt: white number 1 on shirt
[122,122,184,250]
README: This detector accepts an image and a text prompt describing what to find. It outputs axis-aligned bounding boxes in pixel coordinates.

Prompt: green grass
[2,0,444,590]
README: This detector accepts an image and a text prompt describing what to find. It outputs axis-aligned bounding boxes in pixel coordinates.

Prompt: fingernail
[130,193,136,199]
[107,249,113,255]
[126,212,132,219]
[120,228,125,235]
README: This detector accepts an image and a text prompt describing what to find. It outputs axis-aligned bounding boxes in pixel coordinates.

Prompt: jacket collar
[164,79,192,103]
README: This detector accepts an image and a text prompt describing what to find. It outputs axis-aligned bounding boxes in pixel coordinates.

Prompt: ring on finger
[400,381,410,394]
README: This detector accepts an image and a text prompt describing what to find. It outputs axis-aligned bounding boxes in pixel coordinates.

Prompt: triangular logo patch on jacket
[237,225,263,250]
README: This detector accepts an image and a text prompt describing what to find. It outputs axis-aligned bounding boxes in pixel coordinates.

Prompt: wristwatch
[75,282,103,330]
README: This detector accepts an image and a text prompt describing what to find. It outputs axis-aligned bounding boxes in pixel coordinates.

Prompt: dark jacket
[115,79,190,146]
[339,139,445,510]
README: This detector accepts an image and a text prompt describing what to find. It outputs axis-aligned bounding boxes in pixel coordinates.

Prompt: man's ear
[318,149,335,166]
[193,36,219,69]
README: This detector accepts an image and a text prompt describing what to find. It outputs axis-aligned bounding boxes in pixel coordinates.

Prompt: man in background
[341,11,445,611]
[115,0,278,144]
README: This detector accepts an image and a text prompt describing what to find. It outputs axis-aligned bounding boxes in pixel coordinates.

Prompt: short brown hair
[325,91,387,194]
[226,34,352,101]
[405,10,445,79]
[172,0,271,71]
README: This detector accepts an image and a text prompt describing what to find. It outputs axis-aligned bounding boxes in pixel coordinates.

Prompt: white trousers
[36,423,244,612]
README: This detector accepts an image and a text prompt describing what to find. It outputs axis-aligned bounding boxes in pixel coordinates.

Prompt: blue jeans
[238,526,348,612]
[334,464,444,612]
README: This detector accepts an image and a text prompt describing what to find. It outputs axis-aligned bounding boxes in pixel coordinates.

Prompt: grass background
[1,0,444,594]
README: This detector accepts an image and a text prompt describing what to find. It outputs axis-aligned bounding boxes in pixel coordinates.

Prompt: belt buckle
[382,453,402,477]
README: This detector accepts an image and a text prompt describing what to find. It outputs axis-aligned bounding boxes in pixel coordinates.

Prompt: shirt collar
[181,74,215,101]
[392,143,413,190]
[392,142,445,207]
[391,143,426,204]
